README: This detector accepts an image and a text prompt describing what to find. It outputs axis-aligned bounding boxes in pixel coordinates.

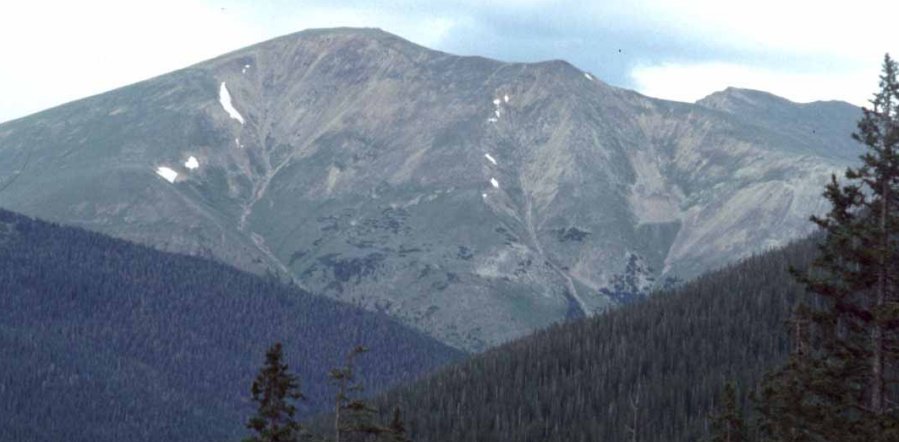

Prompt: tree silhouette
[245,342,305,442]
[757,53,899,441]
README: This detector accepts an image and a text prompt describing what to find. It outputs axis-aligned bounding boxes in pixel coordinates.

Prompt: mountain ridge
[0,27,862,350]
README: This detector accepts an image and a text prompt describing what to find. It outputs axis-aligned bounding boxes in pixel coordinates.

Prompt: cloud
[630,62,880,106]
[636,0,899,62]
[620,1,898,106]
[0,0,260,122]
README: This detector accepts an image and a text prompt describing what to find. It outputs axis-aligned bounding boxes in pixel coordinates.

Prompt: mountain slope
[696,87,861,163]
[0,209,463,442]
[373,234,819,442]
[0,28,861,350]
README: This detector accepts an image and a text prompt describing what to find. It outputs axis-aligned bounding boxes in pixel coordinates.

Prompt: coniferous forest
[0,209,463,441]
[368,235,818,441]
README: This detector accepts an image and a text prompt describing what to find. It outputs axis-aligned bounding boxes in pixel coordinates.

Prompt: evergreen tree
[245,342,305,442]
[707,383,746,442]
[757,54,899,441]
[331,345,394,442]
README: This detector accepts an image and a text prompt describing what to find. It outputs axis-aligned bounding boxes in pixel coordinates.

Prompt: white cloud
[0,0,260,122]
[635,0,899,62]
[619,1,899,104]
[631,62,880,106]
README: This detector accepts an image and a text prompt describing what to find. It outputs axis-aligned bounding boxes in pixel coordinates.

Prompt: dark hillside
[376,236,819,441]
[0,209,463,442]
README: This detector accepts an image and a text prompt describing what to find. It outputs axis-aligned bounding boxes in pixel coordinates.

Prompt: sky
[0,0,897,123]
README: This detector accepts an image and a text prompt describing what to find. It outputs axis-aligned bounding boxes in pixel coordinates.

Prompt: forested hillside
[0,209,463,442]
[374,235,820,441]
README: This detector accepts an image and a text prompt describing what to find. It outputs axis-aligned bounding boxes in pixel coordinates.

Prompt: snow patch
[489,95,508,122]
[482,193,488,199]
[484,153,497,165]
[584,72,593,80]
[218,82,245,124]
[155,166,178,183]
[242,64,251,74]
[184,156,199,170]
[490,178,499,188]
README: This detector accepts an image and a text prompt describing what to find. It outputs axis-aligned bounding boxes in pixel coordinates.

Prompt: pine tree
[708,383,746,442]
[330,345,393,442]
[757,54,899,441]
[245,342,305,442]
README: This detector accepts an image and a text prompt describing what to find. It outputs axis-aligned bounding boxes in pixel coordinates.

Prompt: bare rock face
[0,28,861,350]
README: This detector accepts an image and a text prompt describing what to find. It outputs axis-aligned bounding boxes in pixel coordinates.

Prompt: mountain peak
[237,26,433,58]
[696,87,794,111]
[279,27,415,45]
[696,86,858,113]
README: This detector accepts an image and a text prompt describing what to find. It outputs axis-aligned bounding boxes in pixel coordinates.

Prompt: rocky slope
[0,28,861,350]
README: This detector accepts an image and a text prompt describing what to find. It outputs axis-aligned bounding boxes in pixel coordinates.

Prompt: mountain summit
[0,28,861,350]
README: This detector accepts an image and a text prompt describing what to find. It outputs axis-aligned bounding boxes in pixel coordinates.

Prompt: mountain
[0,209,463,442]
[372,234,819,442]
[0,28,861,350]
[696,87,862,163]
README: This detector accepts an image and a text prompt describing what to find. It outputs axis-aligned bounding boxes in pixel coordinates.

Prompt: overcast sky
[1,0,896,123]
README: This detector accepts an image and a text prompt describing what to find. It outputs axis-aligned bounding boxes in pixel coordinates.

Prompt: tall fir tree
[757,54,899,442]
[708,383,747,442]
[330,345,395,442]
[245,342,305,442]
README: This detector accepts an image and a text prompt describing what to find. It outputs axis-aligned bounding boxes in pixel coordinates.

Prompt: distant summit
[698,86,857,112]
[697,86,862,162]
[697,87,798,110]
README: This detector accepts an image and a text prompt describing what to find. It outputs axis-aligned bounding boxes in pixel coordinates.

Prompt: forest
[0,209,462,442]
[367,235,817,441]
